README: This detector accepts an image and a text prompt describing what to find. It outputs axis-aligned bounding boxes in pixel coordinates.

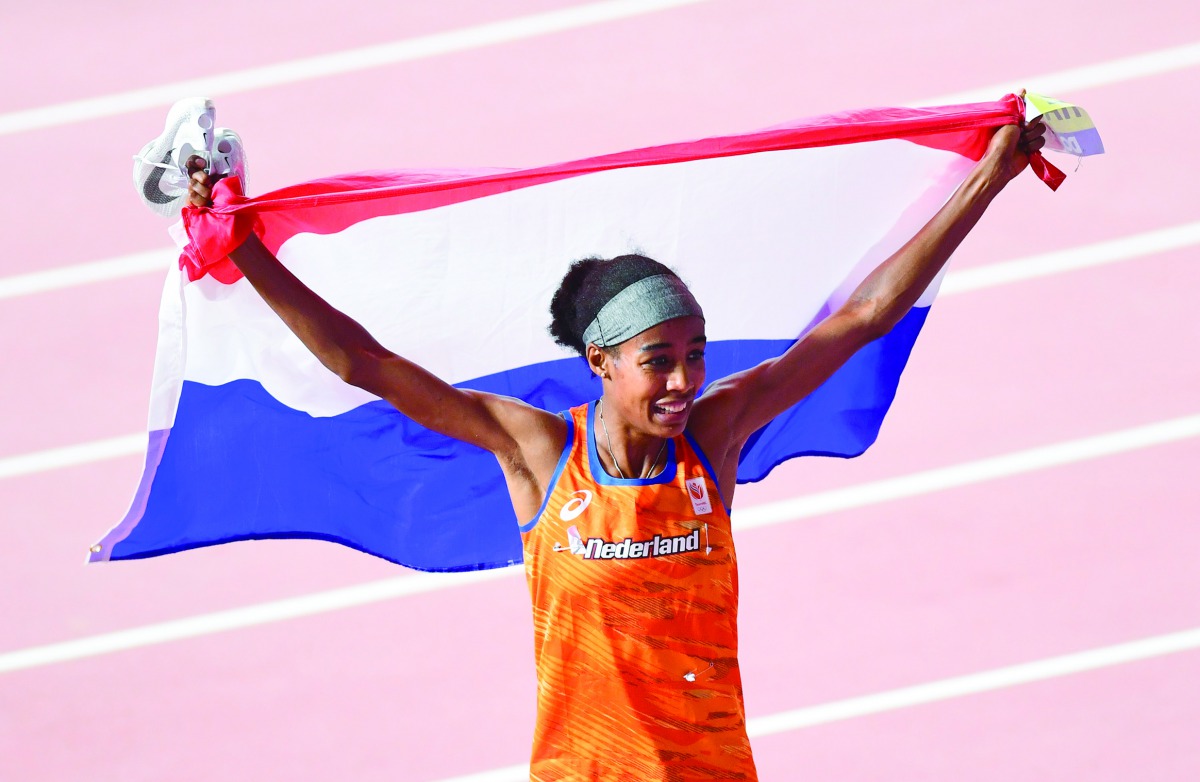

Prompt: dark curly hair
[548,254,682,356]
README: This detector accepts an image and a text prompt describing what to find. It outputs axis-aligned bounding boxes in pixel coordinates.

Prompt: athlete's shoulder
[468,391,568,443]
[468,393,569,509]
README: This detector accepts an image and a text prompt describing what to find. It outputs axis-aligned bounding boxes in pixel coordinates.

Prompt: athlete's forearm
[847,156,1006,335]
[188,164,535,455]
[227,234,531,454]
[229,233,389,385]
[704,149,1011,447]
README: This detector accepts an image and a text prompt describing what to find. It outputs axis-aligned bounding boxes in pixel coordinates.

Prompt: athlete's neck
[596,399,668,480]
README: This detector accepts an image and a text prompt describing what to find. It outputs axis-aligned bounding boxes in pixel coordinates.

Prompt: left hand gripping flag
[91,96,1026,571]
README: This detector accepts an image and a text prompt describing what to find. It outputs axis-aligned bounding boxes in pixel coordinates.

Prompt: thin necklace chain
[598,399,667,480]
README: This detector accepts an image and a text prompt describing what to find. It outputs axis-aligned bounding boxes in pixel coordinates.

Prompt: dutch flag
[91,96,1026,572]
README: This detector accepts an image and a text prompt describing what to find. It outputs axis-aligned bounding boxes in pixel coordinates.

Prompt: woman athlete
[186,116,1045,780]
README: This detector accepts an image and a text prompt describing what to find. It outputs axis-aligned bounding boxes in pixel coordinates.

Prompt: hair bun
[548,254,678,356]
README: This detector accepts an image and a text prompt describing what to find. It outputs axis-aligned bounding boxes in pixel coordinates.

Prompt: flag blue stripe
[110,307,929,571]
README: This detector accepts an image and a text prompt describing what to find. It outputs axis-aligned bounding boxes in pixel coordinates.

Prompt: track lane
[7,1,1195,121]
[4,433,1196,780]
[749,648,1200,781]
[5,412,1198,669]
[935,65,1200,268]
[0,0,592,112]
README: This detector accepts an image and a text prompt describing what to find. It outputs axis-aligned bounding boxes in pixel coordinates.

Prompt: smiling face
[588,315,707,438]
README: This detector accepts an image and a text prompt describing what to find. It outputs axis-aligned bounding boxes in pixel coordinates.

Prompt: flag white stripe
[0,0,713,136]
[3,413,1197,672]
[2,213,1192,307]
[0,219,1193,476]
[427,626,1200,782]
[176,139,963,413]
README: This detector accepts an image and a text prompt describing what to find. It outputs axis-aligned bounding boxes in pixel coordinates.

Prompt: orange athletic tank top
[520,401,757,781]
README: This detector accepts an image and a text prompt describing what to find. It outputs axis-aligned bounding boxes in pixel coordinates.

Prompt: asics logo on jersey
[559,490,592,521]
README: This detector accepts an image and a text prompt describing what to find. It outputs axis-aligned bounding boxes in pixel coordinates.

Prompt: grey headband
[581,274,704,347]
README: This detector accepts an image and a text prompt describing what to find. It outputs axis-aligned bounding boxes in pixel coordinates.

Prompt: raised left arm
[691,119,1045,478]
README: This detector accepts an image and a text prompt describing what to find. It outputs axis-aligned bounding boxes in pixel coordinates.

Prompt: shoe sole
[132,97,215,218]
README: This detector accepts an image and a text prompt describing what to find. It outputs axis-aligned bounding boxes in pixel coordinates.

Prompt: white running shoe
[210,127,247,189]
[132,97,247,217]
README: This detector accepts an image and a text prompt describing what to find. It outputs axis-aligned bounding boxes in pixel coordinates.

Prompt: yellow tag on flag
[1024,92,1105,156]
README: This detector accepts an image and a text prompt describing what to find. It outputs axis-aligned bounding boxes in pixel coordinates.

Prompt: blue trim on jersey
[586,400,678,487]
[682,429,730,513]
[520,413,575,534]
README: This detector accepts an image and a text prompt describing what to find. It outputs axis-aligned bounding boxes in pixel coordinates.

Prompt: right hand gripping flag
[91,96,1028,572]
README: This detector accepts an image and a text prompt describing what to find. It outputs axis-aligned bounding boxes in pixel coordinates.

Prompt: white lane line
[916,40,1200,105]
[747,626,1200,736]
[0,567,513,674]
[427,626,1200,782]
[2,413,1197,673]
[0,0,712,136]
[3,26,1195,138]
[0,434,145,481]
[0,248,174,301]
[938,222,1200,296]
[735,414,1200,532]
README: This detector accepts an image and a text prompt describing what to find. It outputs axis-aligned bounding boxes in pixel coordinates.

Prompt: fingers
[186,154,213,208]
[187,171,212,207]
[1020,117,1047,153]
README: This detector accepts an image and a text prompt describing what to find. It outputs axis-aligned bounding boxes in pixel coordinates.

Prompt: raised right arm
[229,233,559,453]
[186,164,566,505]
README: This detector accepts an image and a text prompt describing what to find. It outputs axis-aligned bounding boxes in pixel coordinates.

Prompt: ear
[585,343,609,380]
